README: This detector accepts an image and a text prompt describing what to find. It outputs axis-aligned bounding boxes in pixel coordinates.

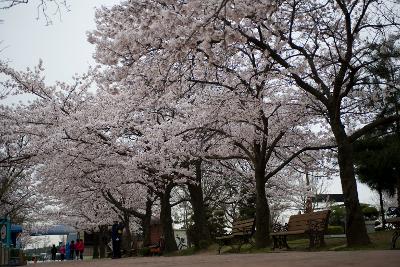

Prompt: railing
[0,242,10,266]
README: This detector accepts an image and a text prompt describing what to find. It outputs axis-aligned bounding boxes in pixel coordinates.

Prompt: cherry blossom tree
[86,0,338,248]
[1,56,187,251]
[209,0,400,246]
[140,0,400,246]
[4,0,397,251]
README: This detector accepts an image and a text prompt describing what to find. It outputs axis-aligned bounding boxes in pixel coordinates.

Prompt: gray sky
[0,0,118,83]
[0,0,377,205]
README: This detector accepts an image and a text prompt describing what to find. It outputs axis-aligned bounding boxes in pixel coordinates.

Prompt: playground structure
[0,217,79,266]
[0,217,12,265]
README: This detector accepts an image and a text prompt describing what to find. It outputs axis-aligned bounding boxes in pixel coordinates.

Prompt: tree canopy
[1,0,400,250]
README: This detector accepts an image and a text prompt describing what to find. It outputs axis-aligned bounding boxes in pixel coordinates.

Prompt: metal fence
[0,242,9,266]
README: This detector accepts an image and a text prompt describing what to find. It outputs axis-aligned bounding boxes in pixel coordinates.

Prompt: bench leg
[283,236,289,249]
[272,236,278,250]
[309,233,315,249]
[391,230,400,249]
[308,231,324,249]
[272,235,289,250]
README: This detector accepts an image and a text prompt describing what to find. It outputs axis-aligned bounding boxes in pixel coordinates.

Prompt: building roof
[30,224,76,236]
[11,224,23,233]
[312,194,345,203]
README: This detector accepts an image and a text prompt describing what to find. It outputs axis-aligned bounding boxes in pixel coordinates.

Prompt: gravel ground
[30,250,400,267]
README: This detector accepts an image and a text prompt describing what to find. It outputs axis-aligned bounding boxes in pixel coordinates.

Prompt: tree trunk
[187,161,211,247]
[92,232,99,259]
[122,214,133,256]
[332,121,370,246]
[255,165,270,248]
[159,182,178,252]
[99,225,108,258]
[378,188,385,229]
[142,198,153,247]
[397,174,400,207]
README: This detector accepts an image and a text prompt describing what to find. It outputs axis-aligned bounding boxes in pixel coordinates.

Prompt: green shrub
[326,225,344,235]
[329,205,346,226]
[178,246,196,256]
[362,206,379,220]
[9,248,20,258]
[25,255,33,261]
[198,239,210,249]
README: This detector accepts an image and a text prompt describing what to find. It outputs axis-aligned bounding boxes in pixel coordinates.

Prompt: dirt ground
[29,250,400,267]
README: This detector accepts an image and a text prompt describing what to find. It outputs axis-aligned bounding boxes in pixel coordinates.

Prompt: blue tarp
[11,224,23,233]
[30,224,76,236]
[6,223,75,236]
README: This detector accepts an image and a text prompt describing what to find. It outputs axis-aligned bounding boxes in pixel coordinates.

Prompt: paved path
[32,251,400,267]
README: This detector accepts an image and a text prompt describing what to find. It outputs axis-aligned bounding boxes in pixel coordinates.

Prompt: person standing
[78,239,84,260]
[65,241,70,260]
[111,221,121,259]
[59,244,65,261]
[50,244,57,261]
[75,239,80,260]
[69,240,75,260]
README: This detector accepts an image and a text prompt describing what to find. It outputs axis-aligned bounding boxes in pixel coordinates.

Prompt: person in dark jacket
[111,221,122,258]
[69,240,75,260]
[50,244,57,261]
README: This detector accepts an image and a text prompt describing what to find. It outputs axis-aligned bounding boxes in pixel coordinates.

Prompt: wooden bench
[216,218,255,254]
[270,210,330,250]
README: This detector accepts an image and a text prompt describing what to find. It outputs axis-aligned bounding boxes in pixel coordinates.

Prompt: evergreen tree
[354,35,400,227]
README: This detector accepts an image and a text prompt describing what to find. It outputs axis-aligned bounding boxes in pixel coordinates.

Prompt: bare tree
[0,0,69,25]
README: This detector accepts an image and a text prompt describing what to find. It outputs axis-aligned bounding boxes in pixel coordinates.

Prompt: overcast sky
[0,0,378,205]
[0,0,118,83]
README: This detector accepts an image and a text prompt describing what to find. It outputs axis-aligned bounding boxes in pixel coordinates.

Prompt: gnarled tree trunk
[397,174,400,207]
[142,197,153,246]
[187,160,211,247]
[99,225,108,258]
[121,213,133,256]
[159,182,178,252]
[332,119,370,246]
[92,231,100,259]
[255,163,270,248]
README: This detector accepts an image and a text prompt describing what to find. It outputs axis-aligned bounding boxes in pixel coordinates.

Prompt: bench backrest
[287,210,331,232]
[231,218,255,235]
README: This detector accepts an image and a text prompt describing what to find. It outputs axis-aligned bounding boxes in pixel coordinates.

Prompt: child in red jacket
[59,244,66,261]
[76,239,84,260]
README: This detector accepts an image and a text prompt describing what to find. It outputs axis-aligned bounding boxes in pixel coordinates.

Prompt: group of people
[50,239,85,261]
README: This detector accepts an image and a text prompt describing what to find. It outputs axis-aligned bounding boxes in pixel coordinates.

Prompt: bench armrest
[272,223,288,233]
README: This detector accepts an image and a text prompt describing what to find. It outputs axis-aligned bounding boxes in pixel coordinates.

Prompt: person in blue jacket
[65,241,70,260]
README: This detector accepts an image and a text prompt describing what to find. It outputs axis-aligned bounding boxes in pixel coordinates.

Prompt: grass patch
[145,230,397,257]
[329,230,395,251]
[284,230,396,251]
[214,229,397,254]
